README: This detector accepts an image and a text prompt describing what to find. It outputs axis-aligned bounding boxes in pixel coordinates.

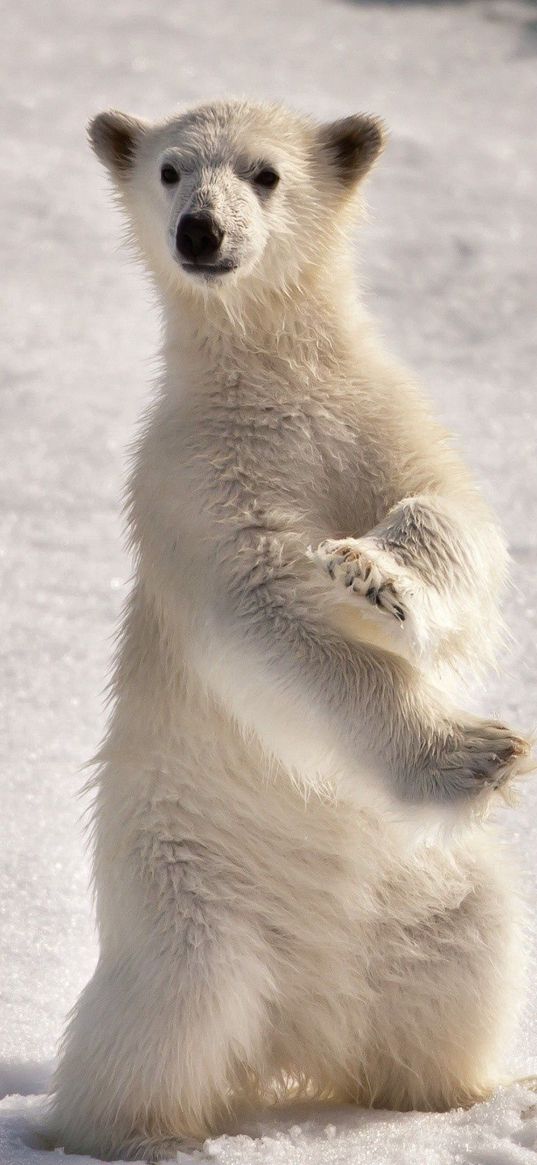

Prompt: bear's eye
[160,163,180,186]
[253,167,280,191]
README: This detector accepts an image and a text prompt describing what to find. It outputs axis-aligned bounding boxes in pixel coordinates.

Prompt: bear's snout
[176,211,224,264]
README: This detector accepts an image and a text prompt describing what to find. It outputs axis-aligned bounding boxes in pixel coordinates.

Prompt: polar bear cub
[48,99,531,1161]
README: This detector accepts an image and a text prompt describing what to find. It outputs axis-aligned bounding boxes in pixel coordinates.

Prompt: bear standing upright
[48,100,532,1161]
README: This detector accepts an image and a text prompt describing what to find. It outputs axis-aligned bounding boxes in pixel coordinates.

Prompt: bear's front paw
[435,719,533,802]
[313,537,408,623]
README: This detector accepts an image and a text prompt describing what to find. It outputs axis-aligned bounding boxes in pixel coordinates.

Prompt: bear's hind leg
[47,837,275,1160]
[357,846,523,1112]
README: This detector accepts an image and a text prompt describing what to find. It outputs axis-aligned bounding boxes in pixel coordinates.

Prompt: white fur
[47,100,532,1161]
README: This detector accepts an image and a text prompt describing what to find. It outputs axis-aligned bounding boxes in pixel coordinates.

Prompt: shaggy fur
[48,99,531,1161]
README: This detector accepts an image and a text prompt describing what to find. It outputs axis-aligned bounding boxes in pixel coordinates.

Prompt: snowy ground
[2,0,537,1161]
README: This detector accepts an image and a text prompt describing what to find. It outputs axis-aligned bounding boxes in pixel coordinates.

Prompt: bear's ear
[318,114,385,188]
[88,110,146,175]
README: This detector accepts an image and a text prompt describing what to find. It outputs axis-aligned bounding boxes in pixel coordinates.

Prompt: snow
[1,0,536,1161]
[1,1091,537,1165]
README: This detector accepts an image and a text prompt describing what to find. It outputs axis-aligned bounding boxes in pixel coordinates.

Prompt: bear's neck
[161,262,368,394]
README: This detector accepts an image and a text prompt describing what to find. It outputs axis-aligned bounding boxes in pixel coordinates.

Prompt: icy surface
[1,0,536,1161]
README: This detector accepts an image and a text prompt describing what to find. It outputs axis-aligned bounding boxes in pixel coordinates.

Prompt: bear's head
[89,99,384,300]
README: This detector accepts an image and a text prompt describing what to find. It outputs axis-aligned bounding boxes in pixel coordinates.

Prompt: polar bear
[48,99,532,1161]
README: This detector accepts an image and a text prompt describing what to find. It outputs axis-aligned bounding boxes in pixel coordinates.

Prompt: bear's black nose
[176,212,224,263]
